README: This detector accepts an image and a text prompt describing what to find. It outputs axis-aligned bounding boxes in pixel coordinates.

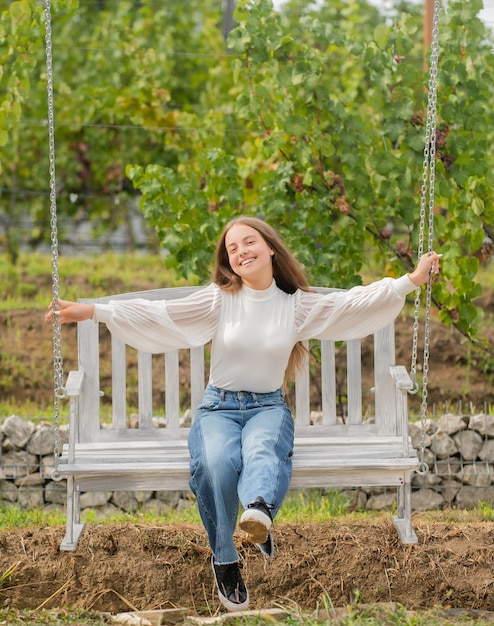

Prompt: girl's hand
[45,299,95,325]
[408,252,442,287]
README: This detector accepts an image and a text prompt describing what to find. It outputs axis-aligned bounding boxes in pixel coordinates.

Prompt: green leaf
[373,24,388,50]
[302,170,313,187]
[9,1,31,23]
[471,196,485,216]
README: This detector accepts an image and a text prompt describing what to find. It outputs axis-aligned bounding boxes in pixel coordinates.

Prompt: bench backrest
[76,286,400,445]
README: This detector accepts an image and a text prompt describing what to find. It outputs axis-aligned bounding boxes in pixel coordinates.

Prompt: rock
[437,413,468,436]
[79,491,112,509]
[2,450,38,478]
[111,490,152,512]
[434,456,461,478]
[2,416,35,448]
[0,479,18,502]
[412,488,444,511]
[17,489,44,508]
[456,485,494,508]
[44,480,67,505]
[458,463,493,487]
[430,431,458,459]
[26,424,56,456]
[155,491,183,507]
[409,422,432,450]
[14,472,44,487]
[412,472,441,487]
[440,479,462,505]
[40,455,57,479]
[469,414,494,438]
[366,491,397,511]
[453,430,483,461]
[479,439,494,463]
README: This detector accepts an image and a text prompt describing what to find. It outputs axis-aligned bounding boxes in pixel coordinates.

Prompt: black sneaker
[256,528,275,558]
[211,557,249,612]
[239,496,273,544]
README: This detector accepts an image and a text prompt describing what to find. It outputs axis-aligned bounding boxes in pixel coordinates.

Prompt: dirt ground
[0,517,494,615]
[2,287,494,616]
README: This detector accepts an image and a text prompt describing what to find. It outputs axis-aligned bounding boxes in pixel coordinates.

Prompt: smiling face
[224,223,275,290]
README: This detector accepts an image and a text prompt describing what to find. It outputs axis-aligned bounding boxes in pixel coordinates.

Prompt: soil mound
[1,518,493,615]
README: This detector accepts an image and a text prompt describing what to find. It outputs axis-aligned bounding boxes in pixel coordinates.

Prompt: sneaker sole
[211,558,249,612]
[239,509,272,544]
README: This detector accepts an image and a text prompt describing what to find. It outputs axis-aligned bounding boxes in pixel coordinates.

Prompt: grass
[0,489,351,530]
[0,493,493,533]
[0,251,192,311]
[0,608,110,625]
[0,606,491,626]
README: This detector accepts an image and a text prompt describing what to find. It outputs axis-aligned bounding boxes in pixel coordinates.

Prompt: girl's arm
[45,300,94,324]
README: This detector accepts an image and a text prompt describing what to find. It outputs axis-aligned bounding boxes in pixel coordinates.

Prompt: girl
[46,216,441,612]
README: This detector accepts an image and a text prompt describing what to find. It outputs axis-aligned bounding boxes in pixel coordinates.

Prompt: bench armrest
[65,370,85,397]
[389,365,414,455]
[389,365,414,391]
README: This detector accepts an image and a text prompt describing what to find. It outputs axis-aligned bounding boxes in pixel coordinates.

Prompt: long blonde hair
[213,216,311,377]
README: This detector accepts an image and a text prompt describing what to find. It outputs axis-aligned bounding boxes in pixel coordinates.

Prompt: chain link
[44,0,65,481]
[410,0,441,474]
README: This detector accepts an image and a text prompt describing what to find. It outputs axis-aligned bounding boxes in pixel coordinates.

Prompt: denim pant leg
[188,407,242,564]
[188,386,295,565]
[238,400,294,517]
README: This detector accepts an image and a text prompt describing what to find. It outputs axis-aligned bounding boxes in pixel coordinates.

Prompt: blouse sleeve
[295,274,415,341]
[92,283,221,353]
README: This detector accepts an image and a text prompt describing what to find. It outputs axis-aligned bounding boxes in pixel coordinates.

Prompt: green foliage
[130,0,494,352]
[1,0,230,260]
[3,0,494,355]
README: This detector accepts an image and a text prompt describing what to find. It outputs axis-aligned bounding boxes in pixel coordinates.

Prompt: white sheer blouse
[93,274,415,393]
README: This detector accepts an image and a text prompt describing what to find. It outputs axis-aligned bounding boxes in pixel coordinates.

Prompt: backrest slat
[165,350,180,429]
[78,319,101,443]
[137,351,153,428]
[374,324,396,435]
[111,337,127,429]
[321,340,337,425]
[346,339,362,424]
[294,340,310,426]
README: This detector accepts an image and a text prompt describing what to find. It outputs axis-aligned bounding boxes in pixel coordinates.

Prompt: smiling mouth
[241,258,255,266]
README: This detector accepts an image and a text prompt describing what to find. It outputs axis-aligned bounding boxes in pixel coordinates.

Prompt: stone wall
[1,413,494,515]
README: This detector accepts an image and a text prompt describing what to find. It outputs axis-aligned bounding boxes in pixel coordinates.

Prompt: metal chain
[410,0,441,474]
[44,0,65,480]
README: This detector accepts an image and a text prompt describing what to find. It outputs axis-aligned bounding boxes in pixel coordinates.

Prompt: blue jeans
[188,384,294,564]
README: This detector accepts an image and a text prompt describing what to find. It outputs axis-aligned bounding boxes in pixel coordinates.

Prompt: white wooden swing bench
[57,285,419,551]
